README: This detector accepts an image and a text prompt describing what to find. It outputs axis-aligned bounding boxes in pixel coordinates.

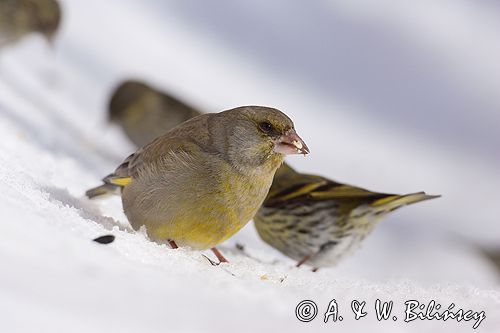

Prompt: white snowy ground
[0,0,499,332]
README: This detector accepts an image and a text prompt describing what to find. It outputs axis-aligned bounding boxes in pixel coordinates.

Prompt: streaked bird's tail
[371,192,440,213]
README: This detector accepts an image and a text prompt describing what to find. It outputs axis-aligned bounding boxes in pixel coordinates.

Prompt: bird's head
[213,106,309,172]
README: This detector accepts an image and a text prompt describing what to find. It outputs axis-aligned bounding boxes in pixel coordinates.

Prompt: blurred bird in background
[87,106,309,263]
[253,163,439,271]
[479,247,500,278]
[0,0,61,48]
[109,80,202,147]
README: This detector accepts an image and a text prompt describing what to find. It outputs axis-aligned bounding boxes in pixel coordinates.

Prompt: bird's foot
[201,248,229,266]
[296,254,311,268]
[211,247,229,263]
[202,254,220,266]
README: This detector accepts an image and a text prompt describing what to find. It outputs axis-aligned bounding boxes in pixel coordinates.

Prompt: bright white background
[0,0,499,332]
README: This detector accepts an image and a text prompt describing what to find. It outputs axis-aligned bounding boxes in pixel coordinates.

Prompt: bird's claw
[202,254,222,266]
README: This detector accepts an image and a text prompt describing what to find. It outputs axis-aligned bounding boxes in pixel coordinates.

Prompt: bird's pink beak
[273,129,310,155]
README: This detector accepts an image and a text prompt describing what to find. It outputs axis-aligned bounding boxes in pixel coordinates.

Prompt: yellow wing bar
[103,174,132,186]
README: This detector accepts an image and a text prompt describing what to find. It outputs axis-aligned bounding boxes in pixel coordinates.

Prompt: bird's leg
[296,254,311,267]
[311,267,319,273]
[211,247,229,263]
[201,248,229,266]
[168,240,178,249]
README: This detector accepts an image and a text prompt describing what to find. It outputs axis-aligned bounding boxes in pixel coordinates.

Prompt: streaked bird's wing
[266,167,439,214]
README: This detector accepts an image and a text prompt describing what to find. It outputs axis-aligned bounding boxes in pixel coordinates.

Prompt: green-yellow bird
[253,163,439,271]
[103,82,438,269]
[108,80,202,147]
[87,106,309,262]
[0,0,61,48]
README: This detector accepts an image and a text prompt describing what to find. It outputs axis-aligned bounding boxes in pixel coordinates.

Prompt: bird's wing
[265,176,388,207]
[266,173,438,214]
[103,114,213,187]
[264,174,439,214]
[309,182,439,206]
[310,184,439,214]
[103,134,203,187]
[309,182,390,200]
[266,176,329,203]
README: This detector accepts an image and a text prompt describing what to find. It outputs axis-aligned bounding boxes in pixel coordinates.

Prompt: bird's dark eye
[259,121,274,133]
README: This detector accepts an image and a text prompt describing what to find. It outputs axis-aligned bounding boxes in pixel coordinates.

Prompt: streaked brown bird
[87,106,309,263]
[253,163,439,271]
[109,80,202,147]
[103,84,438,270]
[0,0,61,48]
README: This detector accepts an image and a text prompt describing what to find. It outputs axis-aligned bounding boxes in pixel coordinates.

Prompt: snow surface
[0,0,499,332]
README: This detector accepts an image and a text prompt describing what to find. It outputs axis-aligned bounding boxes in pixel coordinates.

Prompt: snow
[0,0,499,332]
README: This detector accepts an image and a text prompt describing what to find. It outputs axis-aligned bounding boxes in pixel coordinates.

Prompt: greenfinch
[0,0,61,47]
[108,80,202,147]
[102,82,437,270]
[87,106,309,262]
[253,163,439,271]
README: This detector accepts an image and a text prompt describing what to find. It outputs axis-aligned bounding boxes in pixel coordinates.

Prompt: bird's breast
[131,163,275,250]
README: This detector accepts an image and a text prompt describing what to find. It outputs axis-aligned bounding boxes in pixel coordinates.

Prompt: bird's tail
[371,192,440,213]
[85,183,121,199]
